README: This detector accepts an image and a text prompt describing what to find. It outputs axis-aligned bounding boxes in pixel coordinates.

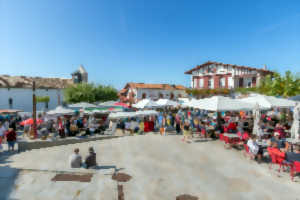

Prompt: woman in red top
[6,128,17,151]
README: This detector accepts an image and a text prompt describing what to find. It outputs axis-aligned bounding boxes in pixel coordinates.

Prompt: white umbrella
[291,103,300,140]
[132,99,160,109]
[156,99,179,107]
[108,110,159,119]
[68,102,97,108]
[252,103,262,136]
[240,94,296,109]
[47,106,74,115]
[194,96,255,111]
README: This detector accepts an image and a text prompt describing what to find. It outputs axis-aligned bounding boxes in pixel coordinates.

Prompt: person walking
[6,128,17,151]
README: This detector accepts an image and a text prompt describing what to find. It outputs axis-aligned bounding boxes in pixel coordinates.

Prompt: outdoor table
[223,133,240,146]
[284,138,300,152]
[286,138,300,144]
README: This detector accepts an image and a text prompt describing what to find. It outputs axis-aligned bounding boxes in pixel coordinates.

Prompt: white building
[119,83,187,103]
[0,65,88,112]
[185,61,273,89]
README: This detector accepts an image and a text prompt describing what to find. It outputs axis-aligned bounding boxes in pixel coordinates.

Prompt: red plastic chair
[219,133,224,141]
[290,161,300,181]
[267,147,276,170]
[201,128,206,138]
[268,148,291,173]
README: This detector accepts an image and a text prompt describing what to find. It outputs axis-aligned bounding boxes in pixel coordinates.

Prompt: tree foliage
[36,96,50,103]
[235,71,300,97]
[64,83,118,103]
[186,88,230,99]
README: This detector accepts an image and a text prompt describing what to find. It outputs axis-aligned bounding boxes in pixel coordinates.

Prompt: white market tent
[156,99,179,107]
[193,96,255,112]
[68,102,97,108]
[181,98,199,108]
[132,99,160,109]
[108,110,159,119]
[47,106,75,116]
[98,101,118,107]
[240,94,296,109]
[289,95,300,102]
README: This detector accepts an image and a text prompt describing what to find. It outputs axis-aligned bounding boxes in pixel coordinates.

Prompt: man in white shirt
[69,148,82,168]
[247,135,263,163]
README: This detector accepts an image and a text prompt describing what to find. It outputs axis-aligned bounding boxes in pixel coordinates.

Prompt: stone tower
[71,65,88,83]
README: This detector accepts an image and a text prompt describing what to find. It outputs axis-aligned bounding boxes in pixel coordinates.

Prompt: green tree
[257,70,300,97]
[64,83,118,103]
[36,96,50,109]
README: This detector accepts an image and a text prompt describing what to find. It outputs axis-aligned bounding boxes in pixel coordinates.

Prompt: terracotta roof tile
[124,82,185,90]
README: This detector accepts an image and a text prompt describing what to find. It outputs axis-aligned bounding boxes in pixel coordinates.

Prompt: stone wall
[18,135,120,152]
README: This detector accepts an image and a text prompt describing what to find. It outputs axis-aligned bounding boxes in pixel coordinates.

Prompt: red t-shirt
[6,130,16,142]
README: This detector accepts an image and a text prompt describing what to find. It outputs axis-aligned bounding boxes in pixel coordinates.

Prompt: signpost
[32,81,37,139]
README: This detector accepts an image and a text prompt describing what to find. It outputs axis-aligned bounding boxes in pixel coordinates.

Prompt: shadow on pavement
[0,151,20,200]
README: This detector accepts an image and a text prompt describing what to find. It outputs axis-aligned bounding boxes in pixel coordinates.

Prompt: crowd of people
[0,116,19,152]
[1,106,299,176]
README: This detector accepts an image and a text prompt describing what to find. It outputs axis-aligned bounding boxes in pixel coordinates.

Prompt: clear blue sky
[1,0,300,89]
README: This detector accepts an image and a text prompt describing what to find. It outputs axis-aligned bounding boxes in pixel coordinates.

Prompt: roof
[124,82,186,90]
[184,61,273,75]
[0,75,73,89]
[72,65,87,75]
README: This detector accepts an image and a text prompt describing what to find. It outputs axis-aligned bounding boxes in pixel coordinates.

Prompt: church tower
[71,65,88,83]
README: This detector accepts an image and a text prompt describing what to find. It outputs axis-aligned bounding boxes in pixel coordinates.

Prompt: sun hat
[274,132,280,137]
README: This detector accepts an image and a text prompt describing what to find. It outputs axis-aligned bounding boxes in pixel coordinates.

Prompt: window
[219,77,225,88]
[159,93,163,98]
[199,78,204,88]
[208,78,213,89]
[142,93,147,99]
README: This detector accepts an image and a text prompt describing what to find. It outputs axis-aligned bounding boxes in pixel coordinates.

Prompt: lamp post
[32,81,37,139]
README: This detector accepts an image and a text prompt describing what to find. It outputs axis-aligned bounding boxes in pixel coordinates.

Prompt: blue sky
[0,0,300,89]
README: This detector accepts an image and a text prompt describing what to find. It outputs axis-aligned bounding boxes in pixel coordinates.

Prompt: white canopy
[47,106,74,115]
[181,98,199,108]
[291,103,300,140]
[156,99,179,107]
[240,94,296,109]
[132,99,160,109]
[108,110,159,119]
[68,102,97,108]
[98,101,118,107]
[193,96,255,111]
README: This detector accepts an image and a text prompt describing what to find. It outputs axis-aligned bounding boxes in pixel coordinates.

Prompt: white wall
[135,89,186,101]
[0,88,64,112]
